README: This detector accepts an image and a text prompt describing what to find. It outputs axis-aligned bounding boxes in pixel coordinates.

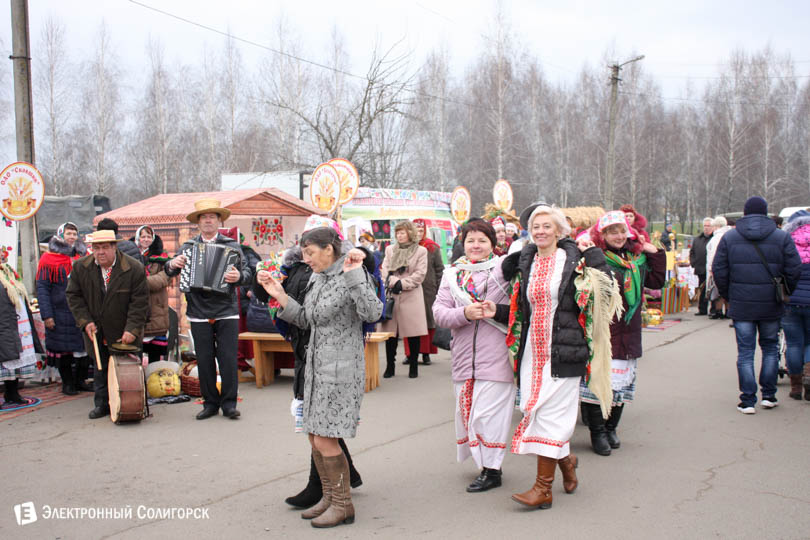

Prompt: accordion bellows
[179,242,240,295]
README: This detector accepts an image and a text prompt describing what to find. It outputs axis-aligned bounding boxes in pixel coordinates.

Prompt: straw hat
[186,198,231,224]
[87,230,120,244]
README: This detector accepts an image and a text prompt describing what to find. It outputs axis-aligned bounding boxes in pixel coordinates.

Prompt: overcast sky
[1,0,809,169]
[3,0,809,94]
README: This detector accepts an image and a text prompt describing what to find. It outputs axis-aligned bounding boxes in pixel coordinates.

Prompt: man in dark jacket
[713,196,801,414]
[66,230,149,419]
[165,199,251,420]
[661,224,674,251]
[690,217,714,315]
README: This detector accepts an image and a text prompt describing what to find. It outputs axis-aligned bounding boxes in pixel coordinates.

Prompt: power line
[619,90,797,108]
[127,0,368,83]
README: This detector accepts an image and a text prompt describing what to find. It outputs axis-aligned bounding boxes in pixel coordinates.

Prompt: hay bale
[561,206,605,229]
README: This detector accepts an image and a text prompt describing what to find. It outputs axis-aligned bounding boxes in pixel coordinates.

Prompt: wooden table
[238,331,393,392]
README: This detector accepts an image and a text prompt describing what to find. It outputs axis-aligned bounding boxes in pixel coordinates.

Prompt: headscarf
[412,218,440,253]
[593,212,646,322]
[57,222,78,239]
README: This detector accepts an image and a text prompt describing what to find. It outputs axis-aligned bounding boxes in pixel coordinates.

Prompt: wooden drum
[108,354,147,424]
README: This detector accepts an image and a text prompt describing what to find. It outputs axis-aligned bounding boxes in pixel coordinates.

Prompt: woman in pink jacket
[433,219,515,493]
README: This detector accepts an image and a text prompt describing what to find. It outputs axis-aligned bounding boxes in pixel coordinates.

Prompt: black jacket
[0,284,43,363]
[689,232,712,275]
[502,238,609,384]
[253,247,312,400]
[165,234,251,319]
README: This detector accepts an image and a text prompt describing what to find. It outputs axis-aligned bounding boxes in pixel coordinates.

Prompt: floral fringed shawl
[506,257,623,419]
[574,259,624,419]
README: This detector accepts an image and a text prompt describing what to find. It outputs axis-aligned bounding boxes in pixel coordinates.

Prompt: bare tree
[34,17,73,195]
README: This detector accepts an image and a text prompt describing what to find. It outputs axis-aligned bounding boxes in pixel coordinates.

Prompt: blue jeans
[733,319,780,406]
[781,305,810,375]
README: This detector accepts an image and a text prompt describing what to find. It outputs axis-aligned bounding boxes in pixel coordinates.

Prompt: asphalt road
[2,309,809,539]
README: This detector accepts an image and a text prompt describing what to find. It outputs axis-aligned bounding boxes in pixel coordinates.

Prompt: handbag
[246,297,279,333]
[381,293,395,321]
[432,326,451,350]
[749,240,790,304]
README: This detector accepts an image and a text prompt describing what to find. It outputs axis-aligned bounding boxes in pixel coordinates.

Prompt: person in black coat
[713,196,801,412]
[36,223,89,395]
[689,218,714,316]
[96,218,141,261]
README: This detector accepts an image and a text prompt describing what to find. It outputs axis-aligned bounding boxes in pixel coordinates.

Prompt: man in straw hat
[66,229,150,419]
[165,198,251,420]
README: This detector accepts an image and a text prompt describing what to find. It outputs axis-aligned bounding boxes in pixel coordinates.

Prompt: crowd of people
[2,192,809,530]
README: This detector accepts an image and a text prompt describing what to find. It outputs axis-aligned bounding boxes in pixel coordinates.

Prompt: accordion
[178,242,241,295]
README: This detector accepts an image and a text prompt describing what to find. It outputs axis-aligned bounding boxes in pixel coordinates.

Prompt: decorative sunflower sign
[0,162,45,221]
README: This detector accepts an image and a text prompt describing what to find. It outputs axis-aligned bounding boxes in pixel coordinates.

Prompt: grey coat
[278,258,383,438]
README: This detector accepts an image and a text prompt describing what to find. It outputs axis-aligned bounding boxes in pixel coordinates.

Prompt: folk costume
[132,226,171,363]
[35,223,89,395]
[502,203,618,509]
[583,211,666,454]
[0,262,44,406]
[433,253,515,491]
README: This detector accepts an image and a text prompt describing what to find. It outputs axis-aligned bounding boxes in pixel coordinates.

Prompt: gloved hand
[390,280,403,294]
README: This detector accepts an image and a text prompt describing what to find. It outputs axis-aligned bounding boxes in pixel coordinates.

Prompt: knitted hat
[743,196,768,216]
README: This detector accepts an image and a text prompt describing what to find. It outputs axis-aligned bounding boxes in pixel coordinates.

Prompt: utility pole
[10,0,39,291]
[605,54,644,211]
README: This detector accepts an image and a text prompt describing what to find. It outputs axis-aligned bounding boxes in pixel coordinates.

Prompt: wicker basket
[180,361,201,397]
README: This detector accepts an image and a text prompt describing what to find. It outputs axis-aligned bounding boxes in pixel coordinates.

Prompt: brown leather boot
[301,450,331,519]
[311,453,355,528]
[511,455,556,509]
[804,364,810,401]
[558,453,578,494]
[789,374,803,400]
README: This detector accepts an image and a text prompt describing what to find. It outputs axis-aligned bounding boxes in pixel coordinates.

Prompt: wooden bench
[238,331,393,392]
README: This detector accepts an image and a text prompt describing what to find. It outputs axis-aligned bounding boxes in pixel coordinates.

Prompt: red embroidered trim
[511,251,557,452]
[469,435,507,449]
[459,379,474,431]
[457,437,470,445]
[520,436,567,448]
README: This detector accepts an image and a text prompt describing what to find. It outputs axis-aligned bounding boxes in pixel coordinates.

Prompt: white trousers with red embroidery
[512,359,579,459]
[454,380,517,470]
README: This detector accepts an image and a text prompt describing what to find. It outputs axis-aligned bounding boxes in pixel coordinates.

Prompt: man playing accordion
[166,198,252,420]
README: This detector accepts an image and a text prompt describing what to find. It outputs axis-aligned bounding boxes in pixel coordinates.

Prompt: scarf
[419,237,440,254]
[36,252,76,283]
[388,241,418,271]
[0,263,28,310]
[446,254,507,334]
[453,254,495,302]
[604,249,647,322]
[573,259,624,419]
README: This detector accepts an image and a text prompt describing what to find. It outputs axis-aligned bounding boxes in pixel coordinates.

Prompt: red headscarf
[412,219,440,253]
[619,204,651,243]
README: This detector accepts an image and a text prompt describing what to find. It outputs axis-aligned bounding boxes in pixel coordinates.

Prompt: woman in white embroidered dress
[433,219,515,493]
[501,203,610,509]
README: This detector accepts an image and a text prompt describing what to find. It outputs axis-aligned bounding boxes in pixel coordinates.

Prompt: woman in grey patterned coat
[258,227,382,529]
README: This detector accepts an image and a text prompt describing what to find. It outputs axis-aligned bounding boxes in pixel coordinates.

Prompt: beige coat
[380,244,428,338]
